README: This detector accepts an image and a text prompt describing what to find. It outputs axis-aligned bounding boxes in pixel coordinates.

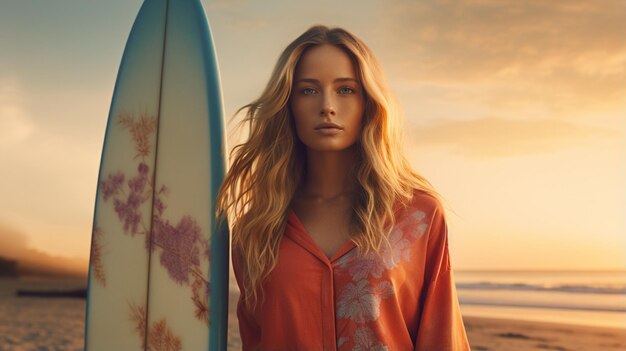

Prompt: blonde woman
[217,25,470,351]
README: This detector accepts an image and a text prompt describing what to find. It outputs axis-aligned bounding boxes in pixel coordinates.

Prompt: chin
[303,141,358,153]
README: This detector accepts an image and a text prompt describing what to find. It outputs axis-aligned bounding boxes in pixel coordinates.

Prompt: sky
[0,0,625,273]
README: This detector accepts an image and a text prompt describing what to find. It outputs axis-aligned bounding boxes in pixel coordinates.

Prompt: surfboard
[84,0,229,350]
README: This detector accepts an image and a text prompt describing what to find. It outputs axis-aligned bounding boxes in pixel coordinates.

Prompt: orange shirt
[232,191,471,350]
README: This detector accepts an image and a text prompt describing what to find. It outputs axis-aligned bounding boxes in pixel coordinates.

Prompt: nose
[320,91,336,117]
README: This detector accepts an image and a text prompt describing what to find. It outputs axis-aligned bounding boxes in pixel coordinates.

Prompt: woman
[216,25,470,351]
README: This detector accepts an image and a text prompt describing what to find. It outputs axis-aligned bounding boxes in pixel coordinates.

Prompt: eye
[301,88,317,95]
[339,87,355,94]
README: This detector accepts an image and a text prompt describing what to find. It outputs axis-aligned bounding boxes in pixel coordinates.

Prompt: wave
[456,282,626,295]
[458,300,626,313]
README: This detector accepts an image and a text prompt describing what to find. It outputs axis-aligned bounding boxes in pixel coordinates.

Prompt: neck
[299,145,359,200]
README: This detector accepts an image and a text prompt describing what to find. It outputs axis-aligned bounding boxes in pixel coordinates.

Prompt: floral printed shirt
[232,191,471,350]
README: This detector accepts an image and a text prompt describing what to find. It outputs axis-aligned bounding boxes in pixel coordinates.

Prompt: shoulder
[390,188,446,239]
[399,188,445,221]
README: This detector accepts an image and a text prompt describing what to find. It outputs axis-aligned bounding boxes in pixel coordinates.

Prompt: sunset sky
[0,0,624,273]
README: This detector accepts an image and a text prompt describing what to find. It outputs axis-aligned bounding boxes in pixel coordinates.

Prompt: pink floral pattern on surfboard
[129,302,183,351]
[91,112,211,347]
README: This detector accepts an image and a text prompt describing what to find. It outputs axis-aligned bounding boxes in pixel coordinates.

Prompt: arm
[414,206,471,351]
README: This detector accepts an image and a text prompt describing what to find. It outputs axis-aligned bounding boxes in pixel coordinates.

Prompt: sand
[225,315,626,350]
[225,291,626,350]
[463,316,626,351]
[0,296,85,351]
[0,289,623,350]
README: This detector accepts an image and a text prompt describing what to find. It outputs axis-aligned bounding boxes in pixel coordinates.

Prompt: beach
[463,316,626,351]
[1,275,625,350]
[226,291,626,351]
[1,291,624,350]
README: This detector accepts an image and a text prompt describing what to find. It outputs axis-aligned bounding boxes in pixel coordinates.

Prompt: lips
[314,122,343,130]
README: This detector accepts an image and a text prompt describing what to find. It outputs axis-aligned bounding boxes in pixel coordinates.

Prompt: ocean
[454,270,626,329]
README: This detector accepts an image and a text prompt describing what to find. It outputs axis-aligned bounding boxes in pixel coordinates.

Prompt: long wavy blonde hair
[216,25,443,310]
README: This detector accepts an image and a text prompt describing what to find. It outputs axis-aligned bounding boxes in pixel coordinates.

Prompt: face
[289,44,365,152]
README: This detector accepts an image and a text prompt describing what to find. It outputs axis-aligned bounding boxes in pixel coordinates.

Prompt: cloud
[0,223,88,277]
[0,78,34,148]
[376,0,626,111]
[0,223,29,259]
[409,116,621,158]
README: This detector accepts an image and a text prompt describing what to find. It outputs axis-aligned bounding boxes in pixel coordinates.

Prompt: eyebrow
[294,77,359,84]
